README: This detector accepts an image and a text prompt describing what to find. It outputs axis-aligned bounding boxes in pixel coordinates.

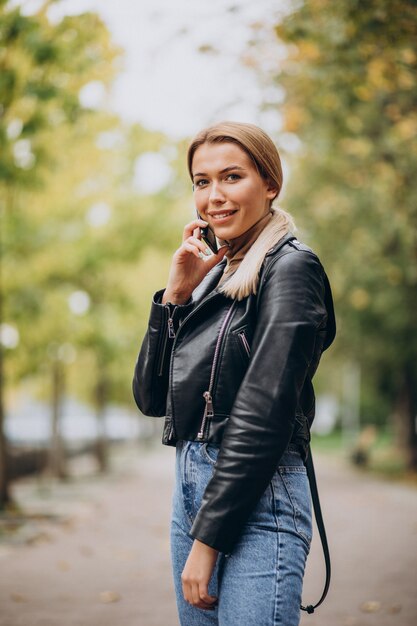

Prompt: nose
[209,181,226,203]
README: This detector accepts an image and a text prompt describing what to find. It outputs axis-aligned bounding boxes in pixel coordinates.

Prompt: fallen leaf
[28,532,54,546]
[10,593,27,603]
[360,600,381,613]
[57,560,71,571]
[386,604,402,614]
[99,591,121,604]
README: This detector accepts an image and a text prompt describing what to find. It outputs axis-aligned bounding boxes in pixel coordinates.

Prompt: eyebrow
[192,165,246,179]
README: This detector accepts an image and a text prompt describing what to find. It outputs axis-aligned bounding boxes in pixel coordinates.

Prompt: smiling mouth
[211,210,238,220]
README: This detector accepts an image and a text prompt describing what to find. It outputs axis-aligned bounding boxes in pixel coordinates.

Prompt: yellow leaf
[367,58,390,90]
[298,41,321,61]
[353,85,373,101]
[360,600,381,613]
[398,69,415,90]
[401,48,415,64]
[283,106,307,133]
[395,117,417,140]
[350,289,370,310]
[340,138,372,158]
[99,591,121,604]
[10,593,27,603]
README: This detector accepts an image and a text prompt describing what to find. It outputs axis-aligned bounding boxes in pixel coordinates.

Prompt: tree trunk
[48,359,68,479]
[0,346,11,508]
[404,362,417,472]
[0,221,12,508]
[393,361,417,472]
[94,375,109,473]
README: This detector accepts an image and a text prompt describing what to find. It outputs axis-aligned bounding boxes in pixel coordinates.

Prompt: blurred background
[0,1,416,624]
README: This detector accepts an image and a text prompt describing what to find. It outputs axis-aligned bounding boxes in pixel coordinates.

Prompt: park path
[0,441,416,626]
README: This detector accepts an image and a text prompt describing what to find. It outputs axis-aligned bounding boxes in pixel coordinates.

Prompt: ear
[266,181,279,200]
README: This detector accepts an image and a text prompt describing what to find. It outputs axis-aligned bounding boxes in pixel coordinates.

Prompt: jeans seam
[201,442,218,466]
[279,470,311,550]
[180,442,195,526]
[270,480,281,626]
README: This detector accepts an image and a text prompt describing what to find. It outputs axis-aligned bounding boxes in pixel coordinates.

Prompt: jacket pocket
[232,325,251,361]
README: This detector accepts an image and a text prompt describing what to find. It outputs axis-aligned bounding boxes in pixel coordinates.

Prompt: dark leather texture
[132,231,336,554]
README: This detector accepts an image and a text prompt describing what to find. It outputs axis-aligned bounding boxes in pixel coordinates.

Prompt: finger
[182,241,204,259]
[202,244,228,269]
[187,236,211,256]
[182,578,214,610]
[199,582,218,606]
[190,582,201,607]
[181,578,193,606]
[216,244,230,256]
[183,219,208,241]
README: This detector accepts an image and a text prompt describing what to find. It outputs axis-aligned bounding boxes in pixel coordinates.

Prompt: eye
[194,179,208,188]
[226,173,241,181]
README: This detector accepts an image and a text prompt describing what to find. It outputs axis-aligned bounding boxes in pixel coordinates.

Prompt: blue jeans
[170,440,312,626]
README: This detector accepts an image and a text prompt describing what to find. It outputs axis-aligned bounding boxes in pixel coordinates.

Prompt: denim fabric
[170,440,312,626]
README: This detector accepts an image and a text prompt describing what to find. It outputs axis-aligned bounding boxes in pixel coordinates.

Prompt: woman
[132,121,336,625]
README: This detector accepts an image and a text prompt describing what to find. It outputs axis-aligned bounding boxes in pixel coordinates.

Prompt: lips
[210,210,238,221]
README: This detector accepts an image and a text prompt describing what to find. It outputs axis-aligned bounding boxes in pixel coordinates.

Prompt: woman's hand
[181,539,220,611]
[162,219,228,305]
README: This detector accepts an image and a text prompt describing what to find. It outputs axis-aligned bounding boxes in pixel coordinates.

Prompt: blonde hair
[187,120,283,208]
[187,121,297,300]
[218,207,297,300]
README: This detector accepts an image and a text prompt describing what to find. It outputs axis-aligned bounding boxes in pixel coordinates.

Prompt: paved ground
[0,441,416,626]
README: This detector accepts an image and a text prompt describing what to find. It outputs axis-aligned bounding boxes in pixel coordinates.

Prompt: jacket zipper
[166,287,231,443]
[197,301,237,440]
[157,303,177,377]
[238,330,251,357]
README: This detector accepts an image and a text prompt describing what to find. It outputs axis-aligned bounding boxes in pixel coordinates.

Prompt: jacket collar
[264,230,297,257]
[191,259,227,303]
[192,229,296,306]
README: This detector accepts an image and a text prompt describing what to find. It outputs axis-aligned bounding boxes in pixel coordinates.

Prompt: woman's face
[191,142,277,240]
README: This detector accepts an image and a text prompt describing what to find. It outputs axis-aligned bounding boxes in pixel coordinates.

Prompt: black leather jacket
[132,231,336,555]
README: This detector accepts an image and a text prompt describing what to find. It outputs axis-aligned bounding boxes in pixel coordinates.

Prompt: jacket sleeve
[132,289,194,417]
[189,250,331,554]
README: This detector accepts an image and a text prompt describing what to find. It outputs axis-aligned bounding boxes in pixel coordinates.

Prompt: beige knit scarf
[216,206,297,301]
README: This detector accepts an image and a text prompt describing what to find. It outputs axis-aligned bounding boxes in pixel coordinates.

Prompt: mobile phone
[196,211,218,254]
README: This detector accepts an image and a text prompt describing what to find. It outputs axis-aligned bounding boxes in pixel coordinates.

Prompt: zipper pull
[165,303,177,338]
[197,391,214,439]
[167,317,175,338]
[203,391,214,417]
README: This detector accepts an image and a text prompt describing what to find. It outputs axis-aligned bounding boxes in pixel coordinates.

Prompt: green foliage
[272,0,417,427]
[1,1,193,413]
[0,0,122,189]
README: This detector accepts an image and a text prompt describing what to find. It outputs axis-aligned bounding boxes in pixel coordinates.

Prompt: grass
[311,429,417,486]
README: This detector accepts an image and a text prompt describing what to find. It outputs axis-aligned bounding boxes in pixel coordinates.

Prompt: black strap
[256,249,331,613]
[300,444,331,614]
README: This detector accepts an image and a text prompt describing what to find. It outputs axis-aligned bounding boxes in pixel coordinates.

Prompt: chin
[212,227,234,241]
[217,227,242,240]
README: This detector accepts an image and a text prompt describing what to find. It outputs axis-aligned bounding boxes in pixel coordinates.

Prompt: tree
[0,0,121,504]
[266,0,417,467]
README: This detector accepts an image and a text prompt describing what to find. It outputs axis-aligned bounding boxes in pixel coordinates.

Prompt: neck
[219,209,273,261]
